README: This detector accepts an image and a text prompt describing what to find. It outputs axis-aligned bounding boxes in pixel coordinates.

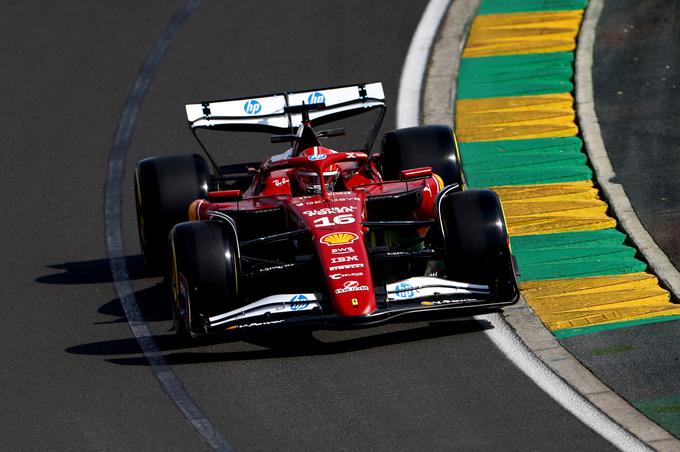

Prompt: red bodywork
[188,147,441,318]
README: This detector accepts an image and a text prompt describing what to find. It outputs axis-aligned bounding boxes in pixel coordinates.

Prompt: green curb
[554,315,680,339]
[516,248,645,281]
[511,228,627,250]
[512,229,646,281]
[478,0,587,15]
[458,52,574,99]
[459,137,592,187]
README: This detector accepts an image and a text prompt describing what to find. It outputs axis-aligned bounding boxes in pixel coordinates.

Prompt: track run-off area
[1,0,679,450]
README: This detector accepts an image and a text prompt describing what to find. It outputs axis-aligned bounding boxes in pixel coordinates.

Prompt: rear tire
[437,188,518,300]
[169,220,241,338]
[381,125,464,189]
[134,154,210,273]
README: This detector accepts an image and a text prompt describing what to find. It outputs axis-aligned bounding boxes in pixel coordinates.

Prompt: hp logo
[395,283,414,298]
[243,99,262,115]
[289,294,309,311]
[308,92,325,104]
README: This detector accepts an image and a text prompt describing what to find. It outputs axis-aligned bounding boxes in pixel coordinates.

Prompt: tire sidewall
[169,220,241,337]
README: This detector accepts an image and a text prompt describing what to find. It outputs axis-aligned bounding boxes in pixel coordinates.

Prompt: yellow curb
[521,273,675,330]
[464,10,584,57]
[492,181,616,235]
[456,93,578,142]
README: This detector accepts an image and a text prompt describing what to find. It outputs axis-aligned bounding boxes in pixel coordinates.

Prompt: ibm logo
[308,92,325,105]
[243,99,262,115]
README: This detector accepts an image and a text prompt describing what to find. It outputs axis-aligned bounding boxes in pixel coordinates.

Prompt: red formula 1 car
[134,82,519,338]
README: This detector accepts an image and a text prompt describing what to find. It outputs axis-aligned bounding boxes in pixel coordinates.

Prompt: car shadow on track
[37,255,172,325]
[35,255,147,285]
[51,255,494,365]
[66,316,493,365]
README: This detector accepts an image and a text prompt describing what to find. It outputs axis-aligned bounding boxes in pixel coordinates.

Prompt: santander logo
[334,279,369,294]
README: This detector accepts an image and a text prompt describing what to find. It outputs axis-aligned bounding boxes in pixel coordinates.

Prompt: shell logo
[320,232,359,247]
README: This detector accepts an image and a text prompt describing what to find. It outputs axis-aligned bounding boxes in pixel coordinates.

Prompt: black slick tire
[134,154,210,273]
[437,188,518,301]
[169,220,241,339]
[381,124,464,189]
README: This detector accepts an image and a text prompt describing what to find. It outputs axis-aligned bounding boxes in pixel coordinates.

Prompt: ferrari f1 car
[134,82,519,338]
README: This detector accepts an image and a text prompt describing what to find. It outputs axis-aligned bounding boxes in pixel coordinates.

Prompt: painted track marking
[103,0,233,450]
[396,0,453,128]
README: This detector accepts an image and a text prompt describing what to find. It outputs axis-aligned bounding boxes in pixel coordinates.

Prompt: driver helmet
[295,147,340,194]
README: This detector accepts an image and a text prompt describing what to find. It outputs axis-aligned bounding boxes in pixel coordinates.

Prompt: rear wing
[185,82,386,134]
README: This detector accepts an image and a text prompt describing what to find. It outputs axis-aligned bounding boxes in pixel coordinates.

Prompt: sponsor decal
[394,282,415,299]
[329,272,364,280]
[289,294,309,311]
[421,299,465,306]
[329,263,364,271]
[227,319,285,330]
[294,200,323,207]
[303,206,356,217]
[329,193,361,202]
[266,160,288,169]
[320,232,359,247]
[342,152,367,160]
[331,247,354,255]
[243,99,262,115]
[335,280,369,294]
[331,255,358,264]
[272,178,289,187]
[307,153,327,161]
[344,152,359,159]
[308,92,325,104]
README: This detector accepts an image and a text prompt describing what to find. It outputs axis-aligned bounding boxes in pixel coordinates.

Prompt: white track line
[478,312,649,450]
[400,0,651,450]
[104,1,233,450]
[576,0,680,299]
[396,0,453,129]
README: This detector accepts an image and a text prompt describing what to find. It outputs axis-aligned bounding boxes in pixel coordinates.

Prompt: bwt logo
[243,99,262,115]
[289,294,309,311]
[308,92,325,104]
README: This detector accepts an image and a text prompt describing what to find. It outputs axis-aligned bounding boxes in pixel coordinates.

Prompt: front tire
[170,220,241,339]
[134,154,210,273]
[437,188,518,301]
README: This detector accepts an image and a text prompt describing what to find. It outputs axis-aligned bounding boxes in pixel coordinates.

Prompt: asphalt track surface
[591,0,680,270]
[0,1,614,450]
[561,0,680,434]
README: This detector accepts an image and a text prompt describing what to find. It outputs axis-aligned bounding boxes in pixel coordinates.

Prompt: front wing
[201,277,518,333]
